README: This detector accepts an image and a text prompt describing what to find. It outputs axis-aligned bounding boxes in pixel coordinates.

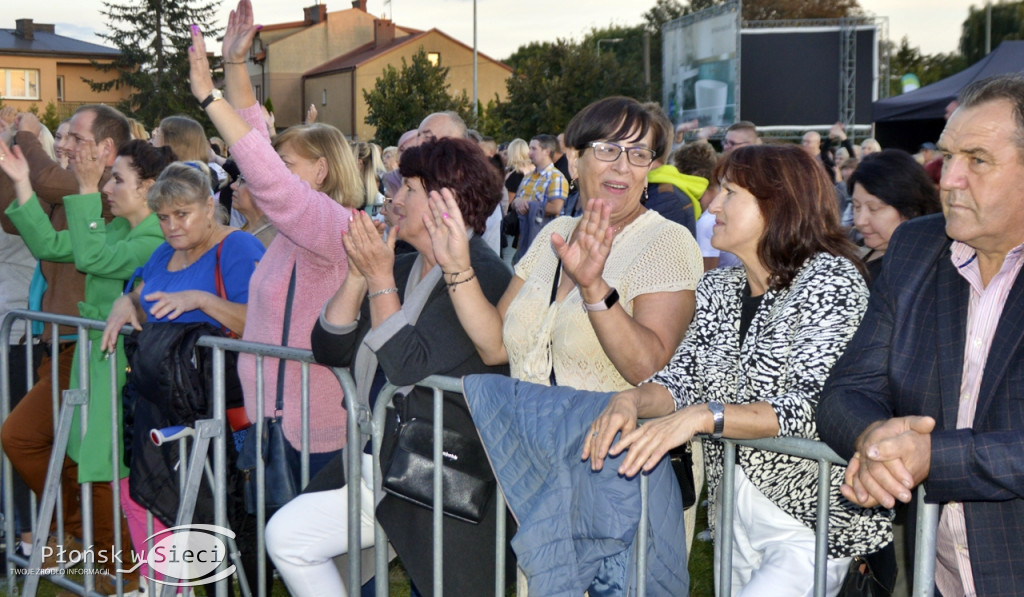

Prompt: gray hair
[957,74,1024,158]
[147,161,213,212]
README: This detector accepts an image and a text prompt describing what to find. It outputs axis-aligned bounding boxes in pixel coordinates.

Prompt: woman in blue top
[101,161,265,582]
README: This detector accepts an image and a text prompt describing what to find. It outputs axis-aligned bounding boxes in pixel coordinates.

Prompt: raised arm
[424,188,512,365]
[188,21,253,148]
[551,198,695,384]
[14,116,77,207]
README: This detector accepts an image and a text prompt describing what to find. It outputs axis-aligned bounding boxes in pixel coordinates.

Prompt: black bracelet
[446,272,476,291]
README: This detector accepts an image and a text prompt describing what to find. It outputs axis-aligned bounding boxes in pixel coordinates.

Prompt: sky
[18,0,974,63]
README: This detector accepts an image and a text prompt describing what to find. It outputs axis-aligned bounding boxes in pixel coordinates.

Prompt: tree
[741,0,861,21]
[959,1,1024,64]
[491,39,648,140]
[87,0,221,127]
[362,49,473,145]
[886,37,966,96]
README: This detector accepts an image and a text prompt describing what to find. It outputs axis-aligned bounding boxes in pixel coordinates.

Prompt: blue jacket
[462,374,688,597]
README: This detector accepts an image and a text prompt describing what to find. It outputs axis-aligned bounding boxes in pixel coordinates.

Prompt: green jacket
[6,193,163,481]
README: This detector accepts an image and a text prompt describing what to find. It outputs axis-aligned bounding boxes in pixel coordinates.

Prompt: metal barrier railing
[716,437,938,597]
[1,309,940,597]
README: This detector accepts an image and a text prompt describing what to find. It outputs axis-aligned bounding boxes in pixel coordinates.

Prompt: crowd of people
[0,1,1022,595]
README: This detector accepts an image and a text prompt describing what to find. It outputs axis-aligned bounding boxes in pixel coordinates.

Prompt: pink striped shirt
[936,240,1024,597]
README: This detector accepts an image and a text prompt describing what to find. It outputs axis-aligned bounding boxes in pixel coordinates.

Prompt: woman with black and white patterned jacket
[583,144,892,597]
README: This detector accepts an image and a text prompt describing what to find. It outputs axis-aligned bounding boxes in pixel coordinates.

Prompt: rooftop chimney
[374,19,395,49]
[303,4,327,25]
[15,19,35,41]
[352,0,368,11]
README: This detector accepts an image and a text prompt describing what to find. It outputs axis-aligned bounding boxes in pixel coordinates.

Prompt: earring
[641,185,649,205]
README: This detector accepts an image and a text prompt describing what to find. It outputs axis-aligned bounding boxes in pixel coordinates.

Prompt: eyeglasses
[587,141,656,167]
[722,139,750,149]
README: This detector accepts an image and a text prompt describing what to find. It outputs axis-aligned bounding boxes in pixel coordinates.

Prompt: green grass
[688,487,715,597]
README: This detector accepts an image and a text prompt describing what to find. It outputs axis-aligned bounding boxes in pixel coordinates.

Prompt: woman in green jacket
[0,139,175,483]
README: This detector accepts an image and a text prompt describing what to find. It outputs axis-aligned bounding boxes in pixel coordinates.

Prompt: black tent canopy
[872,41,1024,151]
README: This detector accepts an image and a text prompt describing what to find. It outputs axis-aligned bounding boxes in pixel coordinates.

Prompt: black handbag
[237,266,300,515]
[381,417,495,524]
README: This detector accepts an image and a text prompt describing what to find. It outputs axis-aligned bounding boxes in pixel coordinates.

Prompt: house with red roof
[243,1,510,142]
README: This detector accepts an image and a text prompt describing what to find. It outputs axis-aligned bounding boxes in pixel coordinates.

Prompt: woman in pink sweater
[188,5,364,474]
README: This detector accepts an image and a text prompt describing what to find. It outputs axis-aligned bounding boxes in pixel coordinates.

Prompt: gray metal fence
[1,309,940,597]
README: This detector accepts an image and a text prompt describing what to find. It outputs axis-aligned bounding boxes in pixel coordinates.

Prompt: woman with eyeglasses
[428,95,703,394]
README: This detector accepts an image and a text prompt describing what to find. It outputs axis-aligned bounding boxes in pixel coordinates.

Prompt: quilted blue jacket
[462,374,688,596]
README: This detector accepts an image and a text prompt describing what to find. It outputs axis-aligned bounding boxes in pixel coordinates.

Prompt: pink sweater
[232,103,351,453]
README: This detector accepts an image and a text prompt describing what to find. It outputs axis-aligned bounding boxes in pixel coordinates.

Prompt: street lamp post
[596,37,623,55]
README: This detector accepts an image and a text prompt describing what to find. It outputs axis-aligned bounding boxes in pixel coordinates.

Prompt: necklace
[611,206,646,235]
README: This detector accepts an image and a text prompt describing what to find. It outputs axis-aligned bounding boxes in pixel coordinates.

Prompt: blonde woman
[502,138,533,214]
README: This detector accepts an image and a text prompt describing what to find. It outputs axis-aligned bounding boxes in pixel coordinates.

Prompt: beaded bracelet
[446,272,476,291]
[442,267,473,285]
[368,287,398,299]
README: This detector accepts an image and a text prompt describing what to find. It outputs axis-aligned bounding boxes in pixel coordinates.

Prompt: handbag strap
[548,259,561,386]
[213,235,237,338]
[274,265,297,414]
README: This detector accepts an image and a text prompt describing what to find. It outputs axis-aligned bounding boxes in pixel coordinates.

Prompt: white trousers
[713,466,851,597]
[266,453,376,597]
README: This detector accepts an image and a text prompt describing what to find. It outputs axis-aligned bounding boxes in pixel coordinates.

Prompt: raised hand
[188,24,216,103]
[71,138,109,194]
[305,104,318,124]
[342,210,396,285]
[222,0,261,64]
[424,189,472,273]
[0,142,30,185]
[551,197,614,292]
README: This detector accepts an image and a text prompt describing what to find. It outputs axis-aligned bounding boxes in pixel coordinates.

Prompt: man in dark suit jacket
[818,74,1024,597]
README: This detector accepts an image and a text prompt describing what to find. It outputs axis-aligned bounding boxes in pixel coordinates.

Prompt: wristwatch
[707,401,725,439]
[583,288,619,312]
[200,89,224,110]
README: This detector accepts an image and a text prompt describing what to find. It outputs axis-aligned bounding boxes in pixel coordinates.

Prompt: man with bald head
[408,111,502,254]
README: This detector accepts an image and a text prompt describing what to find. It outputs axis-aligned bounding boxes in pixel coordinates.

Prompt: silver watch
[707,401,725,439]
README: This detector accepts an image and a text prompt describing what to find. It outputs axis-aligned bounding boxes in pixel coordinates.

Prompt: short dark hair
[847,149,940,221]
[641,102,674,160]
[398,138,502,234]
[673,142,718,180]
[957,74,1024,157]
[564,96,666,160]
[117,139,177,181]
[76,104,130,149]
[530,134,559,157]
[713,144,865,290]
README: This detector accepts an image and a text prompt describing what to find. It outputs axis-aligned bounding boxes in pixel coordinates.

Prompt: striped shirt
[936,240,1024,597]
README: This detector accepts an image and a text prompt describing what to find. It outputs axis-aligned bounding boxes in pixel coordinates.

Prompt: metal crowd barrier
[1,309,941,597]
[715,436,939,597]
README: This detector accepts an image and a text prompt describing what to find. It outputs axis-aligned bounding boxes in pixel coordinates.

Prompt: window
[0,69,40,100]
[56,75,65,102]
[426,52,440,67]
